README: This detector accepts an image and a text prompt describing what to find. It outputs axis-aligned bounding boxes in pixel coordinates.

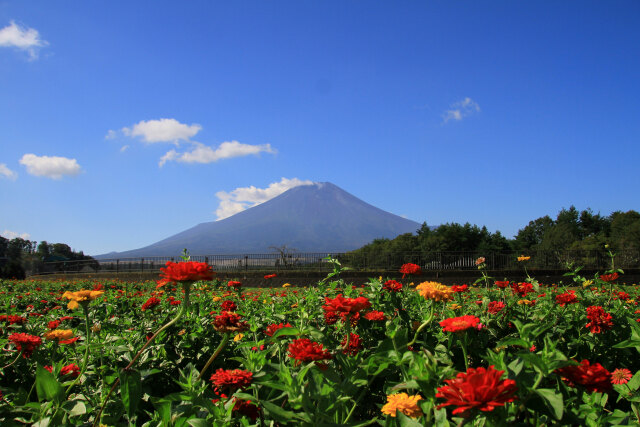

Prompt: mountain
[96,182,422,257]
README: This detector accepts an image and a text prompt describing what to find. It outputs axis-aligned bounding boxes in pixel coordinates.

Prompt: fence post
[141,258,144,273]
[245,256,248,271]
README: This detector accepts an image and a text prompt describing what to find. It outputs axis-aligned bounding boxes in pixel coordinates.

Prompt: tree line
[0,238,95,279]
[348,207,640,259]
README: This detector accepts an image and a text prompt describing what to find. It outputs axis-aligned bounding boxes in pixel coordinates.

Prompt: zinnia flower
[585,306,613,334]
[555,360,612,392]
[611,368,633,385]
[436,365,518,417]
[399,263,421,278]
[8,332,42,358]
[323,295,371,316]
[517,255,530,261]
[157,261,214,288]
[381,393,424,418]
[265,322,292,337]
[416,281,454,302]
[383,280,403,292]
[440,315,481,333]
[227,280,242,290]
[510,282,534,297]
[141,297,161,311]
[451,285,469,293]
[264,274,277,279]
[220,300,237,312]
[62,289,105,309]
[475,257,486,266]
[43,329,74,342]
[364,310,386,321]
[341,333,363,356]
[600,272,620,282]
[555,291,578,306]
[60,363,81,377]
[210,369,253,395]
[232,398,260,420]
[494,281,510,288]
[487,301,505,315]
[213,311,249,333]
[287,338,332,366]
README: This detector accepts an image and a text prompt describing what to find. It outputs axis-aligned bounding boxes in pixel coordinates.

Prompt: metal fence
[32,249,640,276]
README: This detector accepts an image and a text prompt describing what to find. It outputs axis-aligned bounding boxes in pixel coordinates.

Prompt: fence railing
[31,249,640,276]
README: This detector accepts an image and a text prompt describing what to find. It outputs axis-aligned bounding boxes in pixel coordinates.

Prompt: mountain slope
[97,182,421,257]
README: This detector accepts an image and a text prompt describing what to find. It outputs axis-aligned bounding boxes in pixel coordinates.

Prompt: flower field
[1,256,640,426]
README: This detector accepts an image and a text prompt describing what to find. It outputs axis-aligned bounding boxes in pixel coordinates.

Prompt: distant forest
[348,207,640,257]
[0,239,94,279]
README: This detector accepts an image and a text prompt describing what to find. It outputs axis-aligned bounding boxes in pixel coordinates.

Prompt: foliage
[0,254,639,426]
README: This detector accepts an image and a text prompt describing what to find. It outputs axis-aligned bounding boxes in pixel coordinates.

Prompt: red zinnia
[511,282,534,297]
[288,338,332,366]
[141,297,161,312]
[341,333,363,356]
[227,280,242,290]
[232,398,260,420]
[399,263,421,279]
[600,272,620,282]
[157,261,214,288]
[210,369,253,395]
[555,291,578,307]
[213,311,249,333]
[8,333,42,358]
[436,365,518,417]
[383,280,403,292]
[495,281,510,289]
[555,360,612,392]
[487,301,505,315]
[60,363,81,377]
[59,336,80,345]
[264,274,277,279]
[611,368,633,385]
[364,310,386,321]
[585,306,613,334]
[451,285,469,293]
[323,294,371,316]
[220,300,237,312]
[440,315,481,333]
[265,322,292,337]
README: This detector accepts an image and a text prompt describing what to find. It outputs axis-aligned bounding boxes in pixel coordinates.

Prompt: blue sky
[1,1,639,256]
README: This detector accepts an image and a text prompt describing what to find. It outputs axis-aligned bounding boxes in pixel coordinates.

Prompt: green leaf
[261,400,296,422]
[35,364,64,403]
[63,400,87,417]
[119,369,142,420]
[187,419,209,427]
[534,388,563,420]
[270,327,301,340]
[627,371,640,392]
[517,353,548,374]
[395,410,424,426]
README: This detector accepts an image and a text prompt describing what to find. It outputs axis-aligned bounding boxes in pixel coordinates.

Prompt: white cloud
[0,21,48,59]
[120,145,129,152]
[122,118,201,143]
[159,141,276,167]
[0,163,17,180]
[105,129,117,140]
[19,154,82,179]
[443,97,481,123]
[214,177,315,220]
[1,230,30,240]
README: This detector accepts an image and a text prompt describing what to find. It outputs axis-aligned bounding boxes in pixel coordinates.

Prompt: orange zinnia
[381,393,424,418]
[416,281,454,302]
[62,290,104,309]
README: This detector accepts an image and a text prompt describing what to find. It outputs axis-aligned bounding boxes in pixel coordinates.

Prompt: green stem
[92,282,192,427]
[198,333,230,381]
[459,334,469,371]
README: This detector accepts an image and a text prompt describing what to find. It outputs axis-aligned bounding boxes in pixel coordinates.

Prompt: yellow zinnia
[381,393,424,418]
[517,299,535,306]
[416,281,454,302]
[449,303,462,310]
[62,289,104,309]
[282,283,291,288]
[44,329,74,341]
[517,255,531,262]
[582,279,594,288]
